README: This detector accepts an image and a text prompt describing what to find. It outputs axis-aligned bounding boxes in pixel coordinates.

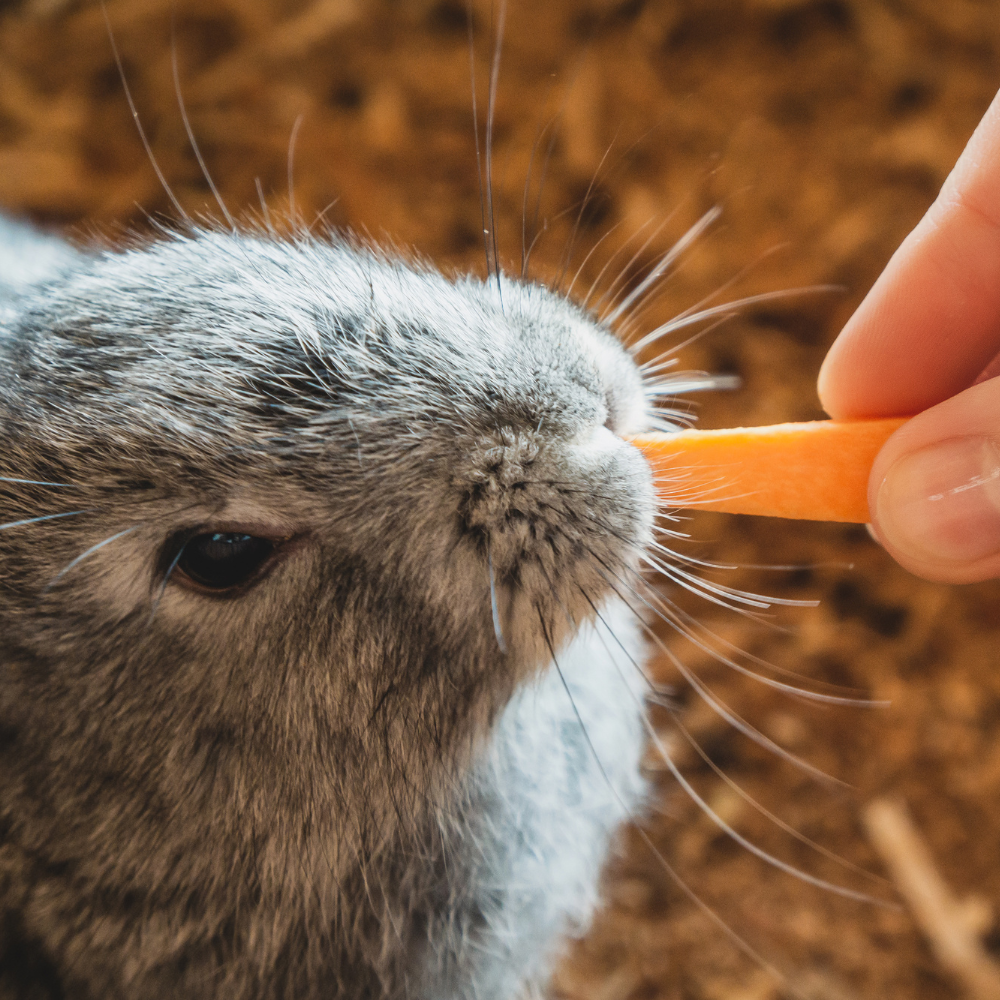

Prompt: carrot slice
[626,418,909,523]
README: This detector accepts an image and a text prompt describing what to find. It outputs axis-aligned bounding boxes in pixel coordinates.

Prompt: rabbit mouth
[452,420,654,646]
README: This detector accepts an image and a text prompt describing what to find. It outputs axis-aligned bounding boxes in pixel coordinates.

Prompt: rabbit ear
[0,216,79,303]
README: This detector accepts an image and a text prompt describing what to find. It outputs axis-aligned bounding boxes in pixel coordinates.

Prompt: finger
[868,376,1000,583]
[819,89,1000,420]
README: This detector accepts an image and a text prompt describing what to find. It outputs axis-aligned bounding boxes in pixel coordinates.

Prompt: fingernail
[876,437,1000,565]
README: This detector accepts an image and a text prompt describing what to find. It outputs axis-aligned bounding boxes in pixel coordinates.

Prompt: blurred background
[2,0,999,996]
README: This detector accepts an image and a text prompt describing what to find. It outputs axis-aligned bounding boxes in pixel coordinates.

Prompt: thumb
[869,377,1000,583]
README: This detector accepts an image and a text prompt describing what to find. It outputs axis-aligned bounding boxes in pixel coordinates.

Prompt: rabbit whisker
[44,525,141,591]
[0,477,78,487]
[0,510,91,531]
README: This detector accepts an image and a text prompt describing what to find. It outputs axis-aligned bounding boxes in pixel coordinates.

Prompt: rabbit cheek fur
[0,220,655,999]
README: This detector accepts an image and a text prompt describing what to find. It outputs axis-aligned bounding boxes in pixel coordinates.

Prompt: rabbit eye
[177,532,275,591]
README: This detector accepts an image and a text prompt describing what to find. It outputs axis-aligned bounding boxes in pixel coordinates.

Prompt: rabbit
[0,213,672,999]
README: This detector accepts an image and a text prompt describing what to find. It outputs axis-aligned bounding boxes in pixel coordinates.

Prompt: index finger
[819,89,1000,420]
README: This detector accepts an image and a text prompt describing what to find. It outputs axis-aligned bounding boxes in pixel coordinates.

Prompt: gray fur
[0,216,655,998]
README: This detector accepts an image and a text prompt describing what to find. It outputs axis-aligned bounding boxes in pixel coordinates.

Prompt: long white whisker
[659,596,872,698]
[642,683,882,901]
[629,287,838,356]
[581,216,656,311]
[643,695,880,901]
[639,355,680,374]
[580,585,891,905]
[484,0,507,305]
[645,414,695,433]
[588,215,672,315]
[287,113,305,225]
[642,553,776,614]
[623,239,792,346]
[0,477,78,488]
[521,116,552,276]
[101,4,190,224]
[467,2,491,284]
[149,546,184,623]
[643,553,819,609]
[487,542,507,654]
[255,177,276,236]
[557,134,619,293]
[45,526,141,591]
[652,599,866,707]
[648,538,737,572]
[630,565,877,707]
[539,600,783,972]
[171,43,235,232]
[603,205,722,328]
[0,510,90,532]
[584,555,849,781]
[633,311,737,371]
[670,717,890,888]
[644,373,740,396]
[564,216,625,302]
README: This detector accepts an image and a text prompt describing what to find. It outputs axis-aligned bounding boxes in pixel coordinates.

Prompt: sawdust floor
[2,0,1000,996]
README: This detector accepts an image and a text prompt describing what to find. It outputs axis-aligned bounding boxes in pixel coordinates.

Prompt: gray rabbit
[0,215,661,998]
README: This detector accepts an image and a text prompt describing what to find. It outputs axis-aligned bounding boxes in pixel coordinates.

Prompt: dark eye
[177,532,275,591]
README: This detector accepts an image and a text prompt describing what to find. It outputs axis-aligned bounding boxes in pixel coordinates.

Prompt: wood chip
[863,797,1000,1000]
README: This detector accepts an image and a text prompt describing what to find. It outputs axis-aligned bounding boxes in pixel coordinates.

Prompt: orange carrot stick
[626,418,909,523]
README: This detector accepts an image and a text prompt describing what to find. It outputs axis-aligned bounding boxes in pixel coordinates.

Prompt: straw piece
[863,797,1000,1000]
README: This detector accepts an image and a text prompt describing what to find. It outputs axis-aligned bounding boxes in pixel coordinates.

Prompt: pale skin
[819,88,1000,585]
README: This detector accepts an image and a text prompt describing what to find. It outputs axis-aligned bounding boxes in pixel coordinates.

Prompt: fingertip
[816,305,863,419]
[816,354,833,416]
[816,344,841,418]
[867,379,1000,584]
[817,319,871,419]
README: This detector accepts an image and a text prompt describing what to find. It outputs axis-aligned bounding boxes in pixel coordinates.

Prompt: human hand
[818,90,1000,584]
